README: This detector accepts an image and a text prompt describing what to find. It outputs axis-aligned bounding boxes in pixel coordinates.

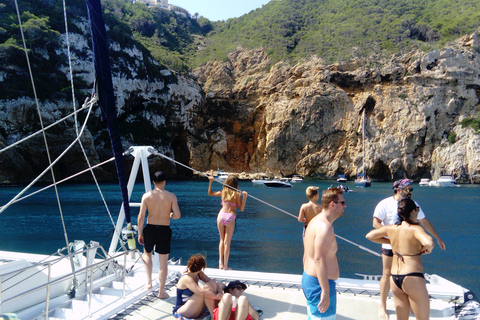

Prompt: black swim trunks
[143,224,172,254]
[382,248,394,257]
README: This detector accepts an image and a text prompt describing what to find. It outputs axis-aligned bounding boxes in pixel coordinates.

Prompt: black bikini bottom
[391,272,425,290]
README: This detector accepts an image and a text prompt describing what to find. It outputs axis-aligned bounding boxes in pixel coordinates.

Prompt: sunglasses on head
[403,187,413,192]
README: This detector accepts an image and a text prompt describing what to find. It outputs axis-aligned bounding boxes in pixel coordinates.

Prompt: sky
[168,0,272,21]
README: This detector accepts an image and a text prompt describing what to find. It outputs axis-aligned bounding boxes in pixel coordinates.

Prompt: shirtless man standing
[138,171,181,299]
[302,188,346,320]
[298,186,323,236]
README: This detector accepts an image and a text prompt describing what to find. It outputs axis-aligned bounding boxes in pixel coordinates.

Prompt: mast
[86,0,131,231]
[362,109,366,177]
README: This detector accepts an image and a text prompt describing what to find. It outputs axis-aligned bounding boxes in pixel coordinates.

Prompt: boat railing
[0,246,141,318]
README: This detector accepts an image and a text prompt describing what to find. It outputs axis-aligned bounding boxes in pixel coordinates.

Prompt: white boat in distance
[214,170,229,181]
[263,178,292,188]
[251,176,271,185]
[291,175,303,182]
[419,178,430,186]
[429,175,460,187]
[337,174,348,182]
[355,173,372,188]
[355,109,372,188]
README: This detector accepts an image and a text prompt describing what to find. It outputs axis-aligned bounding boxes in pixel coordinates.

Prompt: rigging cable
[14,0,72,255]
[148,148,381,258]
[0,98,95,215]
[62,0,121,252]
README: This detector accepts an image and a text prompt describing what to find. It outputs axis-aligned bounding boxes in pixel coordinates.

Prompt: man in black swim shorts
[138,171,181,299]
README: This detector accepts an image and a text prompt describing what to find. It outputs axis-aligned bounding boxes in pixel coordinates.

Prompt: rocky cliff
[0,17,203,183]
[1,22,480,184]
[191,32,480,183]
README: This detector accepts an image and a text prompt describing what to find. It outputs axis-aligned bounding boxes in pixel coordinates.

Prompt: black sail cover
[86,0,131,224]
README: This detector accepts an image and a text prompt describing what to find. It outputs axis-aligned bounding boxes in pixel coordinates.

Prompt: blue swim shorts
[302,271,337,320]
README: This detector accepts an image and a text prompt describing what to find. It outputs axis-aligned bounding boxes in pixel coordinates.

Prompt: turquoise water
[1,180,479,297]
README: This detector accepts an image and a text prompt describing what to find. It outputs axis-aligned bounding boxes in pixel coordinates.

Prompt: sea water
[1,180,479,297]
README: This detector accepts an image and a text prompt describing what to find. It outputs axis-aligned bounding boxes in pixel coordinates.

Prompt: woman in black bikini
[366,198,435,320]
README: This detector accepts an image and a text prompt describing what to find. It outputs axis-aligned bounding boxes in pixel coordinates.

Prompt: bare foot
[378,306,389,320]
[223,266,232,271]
[145,283,153,290]
[219,261,224,270]
[158,291,170,299]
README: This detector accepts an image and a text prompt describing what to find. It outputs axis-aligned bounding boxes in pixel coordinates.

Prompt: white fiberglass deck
[111,265,453,320]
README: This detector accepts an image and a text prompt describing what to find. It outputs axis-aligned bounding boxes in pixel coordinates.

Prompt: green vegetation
[191,0,480,67]
[460,117,480,133]
[447,132,457,144]
[2,0,480,98]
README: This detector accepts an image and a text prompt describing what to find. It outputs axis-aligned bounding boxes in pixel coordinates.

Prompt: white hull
[429,176,460,187]
[0,248,154,320]
[2,250,479,319]
[355,179,371,187]
[419,178,430,186]
[263,180,292,188]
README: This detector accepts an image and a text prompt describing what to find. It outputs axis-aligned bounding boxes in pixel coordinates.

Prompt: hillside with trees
[192,0,480,66]
[2,0,480,83]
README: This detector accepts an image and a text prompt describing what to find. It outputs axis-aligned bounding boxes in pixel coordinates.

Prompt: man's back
[143,189,179,225]
[302,201,322,226]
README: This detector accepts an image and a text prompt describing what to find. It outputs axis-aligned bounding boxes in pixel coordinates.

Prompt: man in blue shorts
[138,171,181,299]
[302,187,346,319]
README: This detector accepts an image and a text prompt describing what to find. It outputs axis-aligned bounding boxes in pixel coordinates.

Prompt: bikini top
[173,274,196,312]
[221,201,238,207]
[394,251,422,263]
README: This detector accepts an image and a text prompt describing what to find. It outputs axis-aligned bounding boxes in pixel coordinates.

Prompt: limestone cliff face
[0,18,203,183]
[2,22,480,184]
[191,33,480,183]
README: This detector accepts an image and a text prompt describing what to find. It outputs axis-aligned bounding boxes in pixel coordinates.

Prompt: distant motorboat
[264,178,292,188]
[251,177,270,185]
[355,174,371,188]
[291,175,303,182]
[419,178,430,186]
[337,174,347,182]
[429,175,460,187]
[215,170,229,181]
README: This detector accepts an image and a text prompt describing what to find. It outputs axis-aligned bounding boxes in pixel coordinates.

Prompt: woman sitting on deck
[366,198,434,320]
[173,254,224,319]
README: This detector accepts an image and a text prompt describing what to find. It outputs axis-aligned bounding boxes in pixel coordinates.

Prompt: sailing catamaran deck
[108,263,479,320]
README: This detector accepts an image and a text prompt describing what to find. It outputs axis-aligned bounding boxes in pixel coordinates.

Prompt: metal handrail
[0,248,141,319]
[0,244,102,278]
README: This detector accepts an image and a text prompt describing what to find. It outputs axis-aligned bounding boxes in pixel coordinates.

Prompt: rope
[0,103,92,155]
[15,0,72,254]
[0,98,95,215]
[148,148,381,257]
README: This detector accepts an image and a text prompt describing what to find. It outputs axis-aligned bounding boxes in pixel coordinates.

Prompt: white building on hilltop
[135,0,169,9]
[134,0,188,17]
